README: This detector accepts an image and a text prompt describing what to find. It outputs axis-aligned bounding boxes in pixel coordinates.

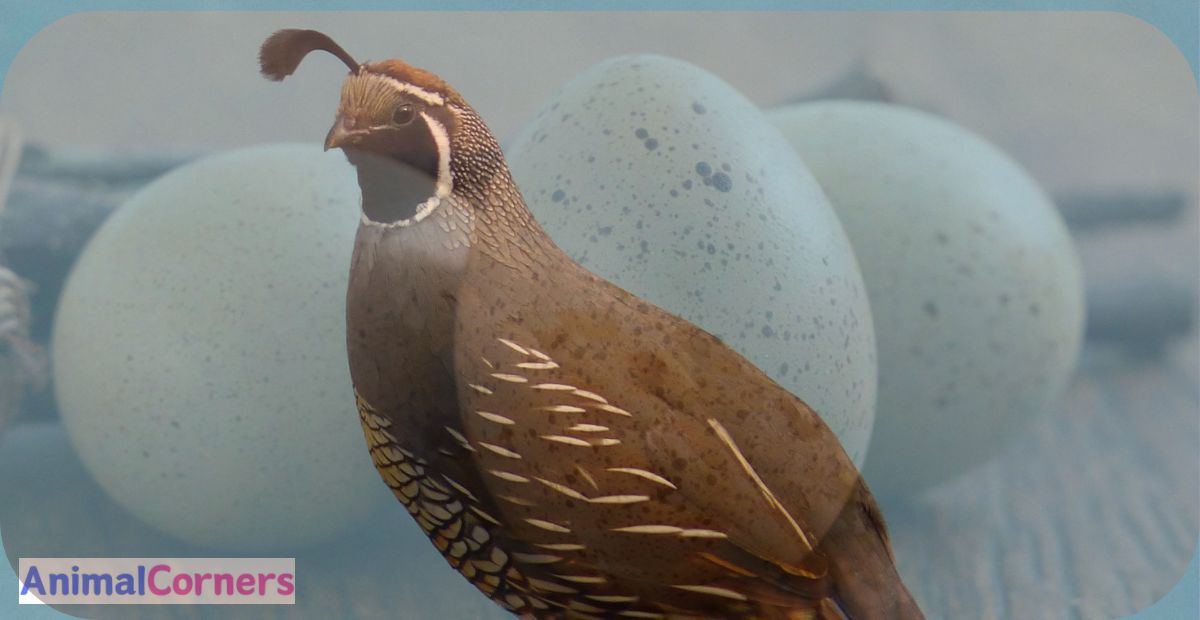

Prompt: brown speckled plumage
[261,29,923,619]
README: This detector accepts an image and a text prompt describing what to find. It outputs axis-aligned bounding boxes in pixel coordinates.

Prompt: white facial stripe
[375,73,445,106]
[361,197,440,229]
[360,110,454,230]
[420,110,453,200]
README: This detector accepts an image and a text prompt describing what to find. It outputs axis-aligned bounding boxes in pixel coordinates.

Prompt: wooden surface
[1,335,1195,620]
[886,337,1198,619]
[0,118,23,436]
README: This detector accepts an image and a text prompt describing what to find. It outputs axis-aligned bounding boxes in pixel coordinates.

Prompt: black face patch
[379,114,440,181]
[334,74,462,224]
[335,74,444,179]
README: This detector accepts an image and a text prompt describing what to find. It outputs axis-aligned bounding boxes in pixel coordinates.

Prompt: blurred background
[0,11,1196,620]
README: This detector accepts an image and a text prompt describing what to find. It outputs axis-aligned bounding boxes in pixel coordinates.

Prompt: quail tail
[818,486,925,620]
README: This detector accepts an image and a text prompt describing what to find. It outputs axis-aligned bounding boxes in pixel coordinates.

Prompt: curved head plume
[259,29,506,228]
[259,29,360,80]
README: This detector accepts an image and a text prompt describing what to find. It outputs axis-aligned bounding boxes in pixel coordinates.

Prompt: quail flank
[260,29,924,619]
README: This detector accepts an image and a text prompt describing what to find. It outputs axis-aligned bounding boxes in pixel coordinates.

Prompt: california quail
[261,29,924,620]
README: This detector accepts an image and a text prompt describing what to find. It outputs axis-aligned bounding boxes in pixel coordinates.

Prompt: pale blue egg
[508,55,877,466]
[53,144,390,550]
[771,101,1085,497]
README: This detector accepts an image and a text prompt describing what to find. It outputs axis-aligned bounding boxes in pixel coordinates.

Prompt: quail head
[261,29,924,620]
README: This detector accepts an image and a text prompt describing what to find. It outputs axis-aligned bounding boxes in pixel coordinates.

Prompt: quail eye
[392,104,416,126]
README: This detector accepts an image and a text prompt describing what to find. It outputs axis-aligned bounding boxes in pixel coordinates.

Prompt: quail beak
[324,115,367,151]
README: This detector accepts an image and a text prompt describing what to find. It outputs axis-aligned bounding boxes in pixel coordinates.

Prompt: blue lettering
[115,573,136,595]
[20,566,44,595]
[49,572,68,595]
[82,573,113,595]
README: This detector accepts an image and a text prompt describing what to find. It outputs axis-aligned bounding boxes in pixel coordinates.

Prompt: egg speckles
[508,55,877,466]
[52,144,388,550]
[771,101,1085,496]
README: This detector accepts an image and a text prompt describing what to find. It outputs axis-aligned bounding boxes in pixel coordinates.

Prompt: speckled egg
[53,144,389,551]
[507,55,877,466]
[771,101,1085,497]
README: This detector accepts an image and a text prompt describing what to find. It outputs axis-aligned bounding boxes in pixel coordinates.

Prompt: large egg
[53,144,388,550]
[508,55,876,466]
[771,101,1085,496]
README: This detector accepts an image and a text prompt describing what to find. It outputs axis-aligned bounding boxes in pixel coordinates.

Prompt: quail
[261,29,924,620]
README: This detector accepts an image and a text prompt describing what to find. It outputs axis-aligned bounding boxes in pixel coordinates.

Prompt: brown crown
[362,60,466,107]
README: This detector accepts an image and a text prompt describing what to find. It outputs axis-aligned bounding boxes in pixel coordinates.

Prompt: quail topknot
[260,28,923,620]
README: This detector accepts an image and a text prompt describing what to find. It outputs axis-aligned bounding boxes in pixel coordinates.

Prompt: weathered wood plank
[886,340,1198,619]
[0,118,27,437]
